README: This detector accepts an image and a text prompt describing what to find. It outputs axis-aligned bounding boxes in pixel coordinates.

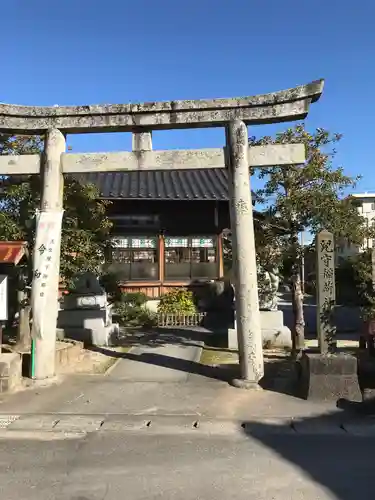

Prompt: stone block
[57,327,93,345]
[60,323,119,347]
[55,341,83,368]
[86,318,109,346]
[227,310,291,349]
[261,310,292,348]
[0,353,22,393]
[0,353,21,378]
[61,293,107,310]
[297,351,362,401]
[58,308,107,329]
[228,327,238,350]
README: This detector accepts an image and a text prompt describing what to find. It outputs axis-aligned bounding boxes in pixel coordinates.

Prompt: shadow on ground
[241,395,375,500]
[92,345,240,382]
[91,339,299,395]
[115,327,214,349]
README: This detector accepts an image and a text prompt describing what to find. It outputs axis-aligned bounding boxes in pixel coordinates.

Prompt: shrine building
[78,168,230,298]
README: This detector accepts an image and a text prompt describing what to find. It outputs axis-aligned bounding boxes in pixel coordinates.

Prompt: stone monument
[228,264,292,350]
[298,229,361,400]
[259,265,292,348]
[57,272,119,346]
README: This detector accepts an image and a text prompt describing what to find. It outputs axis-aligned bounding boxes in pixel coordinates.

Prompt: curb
[0,414,374,437]
[0,429,87,440]
[104,346,136,376]
[192,342,204,364]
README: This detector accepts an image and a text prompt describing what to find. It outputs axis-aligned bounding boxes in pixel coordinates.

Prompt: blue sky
[1,0,375,194]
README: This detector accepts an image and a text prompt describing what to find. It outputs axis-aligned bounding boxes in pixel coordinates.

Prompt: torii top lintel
[0,79,324,135]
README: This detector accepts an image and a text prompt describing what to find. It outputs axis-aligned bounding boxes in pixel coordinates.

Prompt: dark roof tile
[74,169,229,201]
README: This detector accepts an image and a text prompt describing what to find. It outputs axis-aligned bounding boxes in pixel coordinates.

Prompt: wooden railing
[157,313,206,327]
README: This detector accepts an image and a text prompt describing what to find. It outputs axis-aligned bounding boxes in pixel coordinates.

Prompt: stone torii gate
[0,79,324,384]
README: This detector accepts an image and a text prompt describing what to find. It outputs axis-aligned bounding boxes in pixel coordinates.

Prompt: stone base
[58,306,119,347]
[58,308,111,328]
[227,310,292,349]
[0,353,22,393]
[228,328,238,350]
[91,322,120,346]
[261,311,292,348]
[297,352,362,401]
[230,378,262,390]
[58,323,120,347]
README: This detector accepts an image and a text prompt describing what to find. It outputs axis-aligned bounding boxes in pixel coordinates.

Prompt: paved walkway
[108,332,203,382]
[0,328,367,429]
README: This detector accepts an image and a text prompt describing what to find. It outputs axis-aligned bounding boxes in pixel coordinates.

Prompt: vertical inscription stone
[316,229,336,353]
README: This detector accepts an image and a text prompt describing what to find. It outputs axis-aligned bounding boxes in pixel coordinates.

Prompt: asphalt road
[0,429,374,500]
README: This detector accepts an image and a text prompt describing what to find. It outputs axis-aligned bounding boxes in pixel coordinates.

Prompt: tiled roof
[74,169,229,201]
[0,241,27,265]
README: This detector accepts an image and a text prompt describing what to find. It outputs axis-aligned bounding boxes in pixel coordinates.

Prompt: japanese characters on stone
[317,230,336,351]
[320,237,335,307]
[34,231,55,297]
[31,211,64,339]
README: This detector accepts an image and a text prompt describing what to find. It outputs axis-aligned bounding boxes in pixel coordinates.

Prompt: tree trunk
[290,225,305,351]
[291,269,305,351]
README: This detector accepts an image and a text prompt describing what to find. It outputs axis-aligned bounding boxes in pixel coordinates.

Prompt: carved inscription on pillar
[316,229,336,353]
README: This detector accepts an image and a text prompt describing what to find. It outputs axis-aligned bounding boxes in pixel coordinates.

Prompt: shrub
[100,271,123,303]
[157,288,197,314]
[112,292,156,327]
[118,291,148,307]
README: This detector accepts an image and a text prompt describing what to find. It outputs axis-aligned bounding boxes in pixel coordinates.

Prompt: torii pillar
[226,121,263,385]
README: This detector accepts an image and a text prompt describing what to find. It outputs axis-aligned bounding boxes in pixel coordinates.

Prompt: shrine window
[109,236,159,281]
[164,236,217,280]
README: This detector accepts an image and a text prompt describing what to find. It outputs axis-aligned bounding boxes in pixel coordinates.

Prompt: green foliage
[157,288,197,314]
[0,134,113,289]
[336,252,375,319]
[117,291,148,307]
[60,179,113,287]
[113,292,156,327]
[100,271,123,303]
[0,134,43,155]
[250,124,367,246]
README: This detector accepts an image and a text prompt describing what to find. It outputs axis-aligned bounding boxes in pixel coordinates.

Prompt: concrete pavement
[0,328,358,422]
[0,429,374,499]
[108,332,203,382]
[0,329,374,499]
